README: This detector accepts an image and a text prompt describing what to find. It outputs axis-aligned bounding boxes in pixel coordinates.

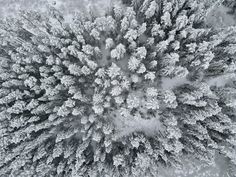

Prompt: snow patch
[161,77,190,90]
[206,73,236,87]
[112,109,163,138]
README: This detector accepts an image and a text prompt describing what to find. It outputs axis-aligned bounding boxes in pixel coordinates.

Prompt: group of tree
[0,0,235,176]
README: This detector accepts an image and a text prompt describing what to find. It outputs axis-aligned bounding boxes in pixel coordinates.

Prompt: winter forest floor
[0,0,235,177]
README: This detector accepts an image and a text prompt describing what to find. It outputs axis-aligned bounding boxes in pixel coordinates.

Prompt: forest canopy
[0,0,236,176]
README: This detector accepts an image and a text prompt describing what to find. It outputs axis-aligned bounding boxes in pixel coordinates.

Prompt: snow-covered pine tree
[0,0,236,176]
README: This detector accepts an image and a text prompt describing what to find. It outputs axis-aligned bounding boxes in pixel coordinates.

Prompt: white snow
[112,108,163,138]
[206,4,236,28]
[206,73,236,87]
[161,76,190,90]
[0,1,234,176]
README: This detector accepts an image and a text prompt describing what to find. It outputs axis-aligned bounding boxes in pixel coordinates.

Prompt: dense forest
[0,0,236,176]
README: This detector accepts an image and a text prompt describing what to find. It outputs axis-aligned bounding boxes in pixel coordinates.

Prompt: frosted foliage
[0,0,236,177]
[107,63,121,78]
[128,56,140,71]
[145,1,158,19]
[110,43,126,60]
[126,92,140,109]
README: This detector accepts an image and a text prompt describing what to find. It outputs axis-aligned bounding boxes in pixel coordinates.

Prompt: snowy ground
[0,0,235,176]
[206,4,236,28]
